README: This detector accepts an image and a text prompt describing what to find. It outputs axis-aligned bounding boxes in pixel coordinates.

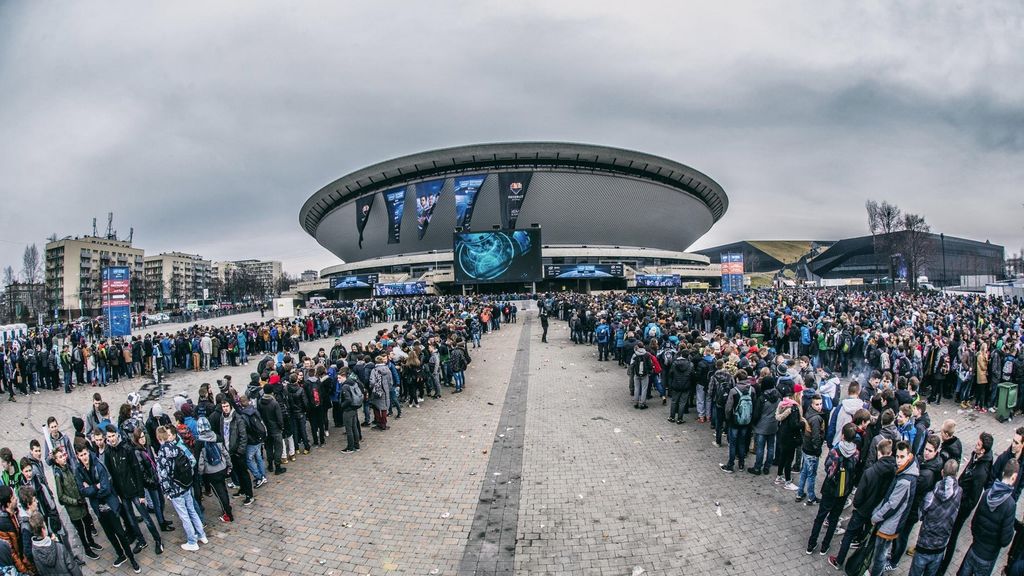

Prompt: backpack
[311,386,321,407]
[660,348,677,368]
[370,370,386,400]
[822,447,857,498]
[243,412,267,444]
[713,372,735,408]
[826,406,842,449]
[1003,357,1015,381]
[841,334,851,354]
[779,404,803,444]
[172,448,194,488]
[347,382,365,407]
[202,441,222,467]
[733,387,753,426]
[879,351,891,371]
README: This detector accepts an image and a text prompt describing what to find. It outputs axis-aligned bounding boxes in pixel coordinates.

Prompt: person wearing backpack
[709,361,735,447]
[257,391,286,476]
[888,434,943,572]
[196,419,233,523]
[775,384,804,489]
[829,438,896,570]
[629,343,654,410]
[795,393,825,505]
[236,395,267,489]
[807,422,859,556]
[595,319,611,362]
[720,369,756,473]
[338,367,363,454]
[369,356,393,430]
[217,395,254,507]
[154,426,207,553]
[665,349,693,424]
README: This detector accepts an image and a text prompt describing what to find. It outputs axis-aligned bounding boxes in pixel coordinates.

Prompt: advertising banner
[373,281,428,296]
[355,194,375,249]
[544,264,624,279]
[101,266,132,337]
[453,229,542,284]
[333,274,379,289]
[454,174,486,231]
[498,172,533,229]
[415,179,444,240]
[635,274,681,288]
[382,187,406,244]
[720,252,745,293]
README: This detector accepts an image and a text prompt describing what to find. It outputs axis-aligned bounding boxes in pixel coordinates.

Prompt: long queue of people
[0,296,512,575]
[548,289,1024,576]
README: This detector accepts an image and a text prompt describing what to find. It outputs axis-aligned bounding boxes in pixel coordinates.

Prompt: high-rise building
[144,252,213,310]
[45,236,145,318]
[231,259,283,299]
[300,269,319,282]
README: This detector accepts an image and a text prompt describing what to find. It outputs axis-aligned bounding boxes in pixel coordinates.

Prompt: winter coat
[104,441,143,499]
[752,388,781,436]
[286,382,307,418]
[941,435,964,467]
[369,364,393,411]
[52,462,87,521]
[665,357,694,393]
[31,534,82,576]
[74,453,120,516]
[959,449,995,513]
[831,397,867,446]
[915,476,963,554]
[258,396,284,437]
[724,380,756,428]
[910,455,943,523]
[866,424,900,468]
[871,456,919,538]
[0,510,32,576]
[970,481,1017,561]
[853,455,896,518]
[223,411,248,459]
[801,407,826,457]
[992,449,1024,502]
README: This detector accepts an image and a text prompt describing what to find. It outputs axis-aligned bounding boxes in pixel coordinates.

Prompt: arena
[299,142,729,293]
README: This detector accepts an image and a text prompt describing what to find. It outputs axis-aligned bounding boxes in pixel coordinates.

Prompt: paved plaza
[3,311,1020,576]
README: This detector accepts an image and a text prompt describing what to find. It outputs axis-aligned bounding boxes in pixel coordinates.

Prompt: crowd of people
[547,288,1024,576]
[0,295,515,575]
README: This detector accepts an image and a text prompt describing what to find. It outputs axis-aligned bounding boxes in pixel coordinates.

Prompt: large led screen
[545,264,624,279]
[635,274,681,287]
[334,274,380,289]
[453,229,542,284]
[373,281,427,296]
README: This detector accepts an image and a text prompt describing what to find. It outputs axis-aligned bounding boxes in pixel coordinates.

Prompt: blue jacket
[595,325,610,344]
[74,453,120,516]
[614,328,625,348]
[800,325,812,346]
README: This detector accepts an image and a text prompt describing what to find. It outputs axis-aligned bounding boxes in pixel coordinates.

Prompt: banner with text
[355,194,375,248]
[415,179,444,240]
[720,252,745,293]
[499,172,533,229]
[454,174,486,231]
[101,266,132,337]
[382,187,406,244]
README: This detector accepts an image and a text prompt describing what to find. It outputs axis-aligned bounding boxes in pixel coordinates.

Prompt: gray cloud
[1,0,1022,281]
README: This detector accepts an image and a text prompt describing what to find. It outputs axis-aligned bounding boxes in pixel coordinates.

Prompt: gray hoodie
[871,457,920,537]
[31,534,82,576]
[916,476,963,553]
[831,397,865,446]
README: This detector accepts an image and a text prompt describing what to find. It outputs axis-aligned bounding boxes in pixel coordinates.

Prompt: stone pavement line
[459,316,533,576]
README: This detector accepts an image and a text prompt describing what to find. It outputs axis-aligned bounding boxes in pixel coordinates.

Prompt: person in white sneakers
[154,425,208,551]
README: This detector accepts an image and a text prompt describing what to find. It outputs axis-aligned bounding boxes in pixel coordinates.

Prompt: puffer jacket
[665,356,694,393]
[871,456,919,538]
[801,407,825,457]
[970,481,1017,560]
[910,454,943,523]
[915,476,963,554]
[854,455,896,517]
[52,462,87,521]
[752,388,780,436]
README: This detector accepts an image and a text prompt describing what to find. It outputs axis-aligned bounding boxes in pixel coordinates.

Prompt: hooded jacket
[724,379,756,428]
[854,455,896,518]
[915,476,963,554]
[752,387,781,436]
[801,406,825,457]
[866,424,901,468]
[257,395,284,437]
[369,363,393,411]
[992,448,1024,501]
[103,439,143,499]
[831,397,867,447]
[31,534,81,576]
[969,481,1017,561]
[910,454,943,523]
[871,456,920,538]
[666,356,694,392]
[940,435,963,467]
[74,452,120,516]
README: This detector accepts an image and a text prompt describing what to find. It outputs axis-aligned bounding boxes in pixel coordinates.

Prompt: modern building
[300,142,728,293]
[45,236,145,318]
[300,269,319,283]
[696,241,833,274]
[2,282,45,324]
[143,252,213,310]
[808,231,1004,287]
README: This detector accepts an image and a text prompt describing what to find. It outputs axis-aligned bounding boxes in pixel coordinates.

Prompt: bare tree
[21,244,44,319]
[865,200,903,280]
[2,266,15,322]
[898,213,934,290]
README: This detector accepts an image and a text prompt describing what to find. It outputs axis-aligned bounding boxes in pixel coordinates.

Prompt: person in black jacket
[665,351,693,424]
[940,419,964,467]
[830,438,896,570]
[889,434,943,570]
[258,392,286,476]
[990,427,1024,502]
[338,367,362,453]
[939,431,994,576]
[103,426,161,555]
[956,459,1017,576]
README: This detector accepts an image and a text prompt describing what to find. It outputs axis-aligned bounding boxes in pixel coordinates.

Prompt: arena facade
[299,142,728,293]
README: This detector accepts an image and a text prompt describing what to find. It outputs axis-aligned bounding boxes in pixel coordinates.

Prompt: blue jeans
[652,375,665,398]
[472,333,480,348]
[797,454,820,500]
[753,433,776,471]
[163,355,173,373]
[695,386,708,418]
[245,444,265,481]
[870,536,894,576]
[389,387,402,415]
[909,549,944,576]
[956,548,996,576]
[453,371,465,392]
[726,427,750,468]
[169,492,206,546]
[239,346,248,364]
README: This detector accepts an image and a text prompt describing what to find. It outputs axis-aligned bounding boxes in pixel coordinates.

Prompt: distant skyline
[1,2,1022,278]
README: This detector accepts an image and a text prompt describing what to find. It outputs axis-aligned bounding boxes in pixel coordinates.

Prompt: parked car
[147,312,171,325]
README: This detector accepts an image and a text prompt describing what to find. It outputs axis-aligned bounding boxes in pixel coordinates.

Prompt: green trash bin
[998,382,1017,420]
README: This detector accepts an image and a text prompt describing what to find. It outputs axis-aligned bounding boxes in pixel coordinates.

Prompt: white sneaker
[325,430,329,437]
[199,536,209,544]
[784,482,799,491]
[843,499,853,509]
[773,476,784,485]
[181,542,199,552]
[835,527,846,535]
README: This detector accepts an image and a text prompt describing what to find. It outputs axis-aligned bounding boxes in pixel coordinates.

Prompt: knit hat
[268,373,280,386]
[151,403,164,417]
[793,383,805,395]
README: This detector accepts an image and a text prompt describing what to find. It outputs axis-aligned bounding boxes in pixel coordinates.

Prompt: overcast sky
[1,1,1022,278]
